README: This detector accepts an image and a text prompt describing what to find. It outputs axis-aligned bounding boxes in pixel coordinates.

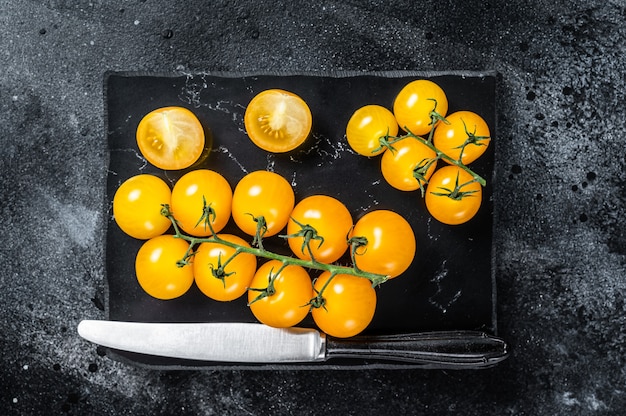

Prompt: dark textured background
[1,0,625,414]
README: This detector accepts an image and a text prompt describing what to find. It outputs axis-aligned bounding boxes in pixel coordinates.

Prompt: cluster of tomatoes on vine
[113,168,415,338]
[345,79,491,225]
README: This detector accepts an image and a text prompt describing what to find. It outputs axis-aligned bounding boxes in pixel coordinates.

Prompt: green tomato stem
[388,131,486,187]
[161,206,389,288]
[383,102,487,188]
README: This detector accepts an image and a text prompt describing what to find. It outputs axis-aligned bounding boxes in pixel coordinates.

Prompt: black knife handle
[325,330,508,369]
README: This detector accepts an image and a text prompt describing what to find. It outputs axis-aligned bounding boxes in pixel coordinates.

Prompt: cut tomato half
[244,89,312,153]
[136,106,206,170]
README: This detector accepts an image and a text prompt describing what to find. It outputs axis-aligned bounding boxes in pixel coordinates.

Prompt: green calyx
[279,217,325,264]
[430,171,480,201]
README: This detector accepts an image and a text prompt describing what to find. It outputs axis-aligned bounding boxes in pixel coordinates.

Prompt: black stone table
[1,1,625,414]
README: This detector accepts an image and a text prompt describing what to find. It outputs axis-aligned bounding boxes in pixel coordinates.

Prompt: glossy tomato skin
[244,89,312,153]
[380,137,438,191]
[349,210,416,278]
[135,234,194,300]
[433,111,490,165]
[286,195,353,264]
[194,234,257,301]
[136,106,206,170]
[311,272,377,338]
[247,260,313,328]
[393,80,448,136]
[232,170,295,237]
[113,174,172,240]
[170,169,232,237]
[346,105,399,156]
[425,165,482,225]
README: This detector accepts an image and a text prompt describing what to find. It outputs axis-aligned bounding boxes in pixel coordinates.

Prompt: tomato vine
[379,100,488,197]
[160,203,390,294]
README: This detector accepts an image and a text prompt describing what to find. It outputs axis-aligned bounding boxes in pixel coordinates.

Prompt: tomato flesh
[136,106,206,170]
[244,89,312,153]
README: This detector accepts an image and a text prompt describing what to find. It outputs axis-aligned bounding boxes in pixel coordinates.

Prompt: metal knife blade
[78,320,325,363]
[77,320,508,368]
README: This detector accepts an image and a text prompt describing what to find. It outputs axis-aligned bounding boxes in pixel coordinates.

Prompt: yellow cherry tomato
[433,110,491,165]
[311,272,377,338]
[247,260,313,328]
[232,170,295,237]
[380,137,438,191]
[135,234,194,300]
[346,104,399,156]
[170,169,232,236]
[349,210,416,278]
[113,174,171,240]
[286,195,353,264]
[393,79,448,136]
[136,106,206,170]
[193,234,257,301]
[425,165,482,225]
[244,89,312,153]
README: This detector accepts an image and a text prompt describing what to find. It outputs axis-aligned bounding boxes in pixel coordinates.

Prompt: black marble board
[104,71,497,369]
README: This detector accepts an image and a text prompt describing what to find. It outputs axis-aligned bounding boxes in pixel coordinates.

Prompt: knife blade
[77,320,508,369]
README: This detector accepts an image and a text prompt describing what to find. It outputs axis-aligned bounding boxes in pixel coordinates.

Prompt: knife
[77,320,508,369]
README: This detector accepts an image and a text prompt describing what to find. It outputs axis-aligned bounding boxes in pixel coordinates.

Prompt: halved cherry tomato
[247,260,313,328]
[433,110,491,165]
[346,105,399,156]
[311,271,377,338]
[135,234,194,300]
[232,170,295,237]
[244,89,312,153]
[393,80,448,136]
[136,106,206,170]
[113,174,171,240]
[349,210,416,278]
[194,234,257,301]
[170,169,232,237]
[286,195,353,264]
[380,137,438,191]
[425,165,482,225]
